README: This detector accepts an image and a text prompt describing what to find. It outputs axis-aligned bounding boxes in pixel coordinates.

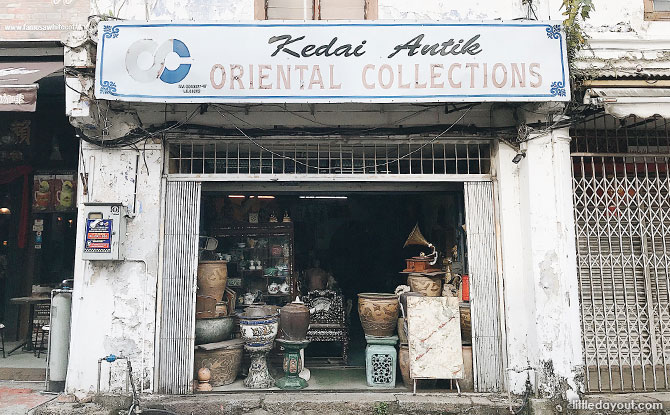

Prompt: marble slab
[406,296,463,379]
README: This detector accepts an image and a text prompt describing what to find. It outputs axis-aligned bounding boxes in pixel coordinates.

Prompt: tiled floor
[0,341,47,381]
[211,367,411,392]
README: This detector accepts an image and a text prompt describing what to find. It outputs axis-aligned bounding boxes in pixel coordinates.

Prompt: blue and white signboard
[95,20,570,103]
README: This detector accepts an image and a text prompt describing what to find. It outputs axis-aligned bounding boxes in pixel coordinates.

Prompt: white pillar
[496,127,583,399]
[65,143,163,394]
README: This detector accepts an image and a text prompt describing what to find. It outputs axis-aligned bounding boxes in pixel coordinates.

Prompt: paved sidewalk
[33,391,518,415]
[0,381,55,415]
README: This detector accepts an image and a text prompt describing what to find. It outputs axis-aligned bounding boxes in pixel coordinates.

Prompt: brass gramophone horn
[403,224,431,248]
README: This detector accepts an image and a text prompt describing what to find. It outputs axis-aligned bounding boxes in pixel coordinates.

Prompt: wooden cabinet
[209,223,295,306]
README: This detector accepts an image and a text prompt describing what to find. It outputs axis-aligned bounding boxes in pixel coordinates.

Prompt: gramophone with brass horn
[402,224,440,272]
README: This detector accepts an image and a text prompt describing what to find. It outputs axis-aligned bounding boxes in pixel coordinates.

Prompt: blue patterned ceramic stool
[365,335,398,388]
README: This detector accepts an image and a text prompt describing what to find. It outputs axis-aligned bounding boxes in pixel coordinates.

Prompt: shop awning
[0,61,63,112]
[584,88,670,119]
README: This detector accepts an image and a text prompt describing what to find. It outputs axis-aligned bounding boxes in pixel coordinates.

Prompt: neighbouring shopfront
[0,46,79,365]
[65,18,585,399]
[570,110,670,392]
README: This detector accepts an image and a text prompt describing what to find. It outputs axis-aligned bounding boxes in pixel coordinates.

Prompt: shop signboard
[95,20,570,103]
[0,86,37,112]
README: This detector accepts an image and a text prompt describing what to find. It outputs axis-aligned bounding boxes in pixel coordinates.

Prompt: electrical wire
[78,95,605,150]
[213,105,473,172]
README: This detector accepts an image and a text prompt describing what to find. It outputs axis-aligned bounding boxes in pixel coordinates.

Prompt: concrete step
[34,392,519,415]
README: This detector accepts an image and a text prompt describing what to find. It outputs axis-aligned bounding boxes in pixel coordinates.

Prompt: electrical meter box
[82,203,127,260]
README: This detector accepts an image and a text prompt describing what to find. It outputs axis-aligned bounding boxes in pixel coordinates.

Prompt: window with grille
[167,139,491,177]
[644,0,670,20]
[257,0,377,20]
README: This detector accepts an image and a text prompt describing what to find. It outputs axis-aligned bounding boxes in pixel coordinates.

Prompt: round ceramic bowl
[195,315,235,345]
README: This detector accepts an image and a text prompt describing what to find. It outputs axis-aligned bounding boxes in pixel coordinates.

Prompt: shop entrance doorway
[199,190,466,374]
[156,137,503,394]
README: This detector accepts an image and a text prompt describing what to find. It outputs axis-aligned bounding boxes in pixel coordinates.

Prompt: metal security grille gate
[157,181,202,394]
[572,115,670,392]
[464,181,504,392]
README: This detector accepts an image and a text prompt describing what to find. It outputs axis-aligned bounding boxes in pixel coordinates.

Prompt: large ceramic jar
[194,339,244,386]
[239,305,280,348]
[407,275,442,297]
[197,261,228,302]
[357,293,399,337]
[279,302,310,341]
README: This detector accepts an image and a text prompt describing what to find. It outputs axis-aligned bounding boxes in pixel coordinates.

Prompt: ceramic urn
[279,300,310,341]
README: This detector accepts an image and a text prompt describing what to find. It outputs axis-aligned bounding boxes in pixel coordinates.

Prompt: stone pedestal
[243,344,274,389]
[365,335,398,388]
[275,339,310,390]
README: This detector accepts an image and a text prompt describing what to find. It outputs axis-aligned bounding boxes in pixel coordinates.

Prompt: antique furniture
[406,296,463,391]
[304,289,348,364]
[33,303,51,357]
[8,296,50,355]
[275,339,310,390]
[210,223,294,306]
[365,335,398,388]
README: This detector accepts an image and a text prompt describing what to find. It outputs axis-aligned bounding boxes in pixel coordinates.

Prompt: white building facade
[62,0,670,402]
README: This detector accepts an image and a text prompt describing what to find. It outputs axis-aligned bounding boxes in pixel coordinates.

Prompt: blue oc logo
[125,39,191,84]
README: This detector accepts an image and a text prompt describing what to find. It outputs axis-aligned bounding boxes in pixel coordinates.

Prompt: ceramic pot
[398,343,411,388]
[194,339,244,386]
[195,315,235,345]
[239,305,279,348]
[279,302,310,341]
[197,261,228,302]
[407,275,442,297]
[357,293,399,337]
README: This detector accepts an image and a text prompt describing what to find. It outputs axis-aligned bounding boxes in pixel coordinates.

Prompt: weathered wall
[494,125,584,399]
[66,143,162,393]
[89,0,253,20]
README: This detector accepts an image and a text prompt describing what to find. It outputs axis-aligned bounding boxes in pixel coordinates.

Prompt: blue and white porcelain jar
[239,305,279,349]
